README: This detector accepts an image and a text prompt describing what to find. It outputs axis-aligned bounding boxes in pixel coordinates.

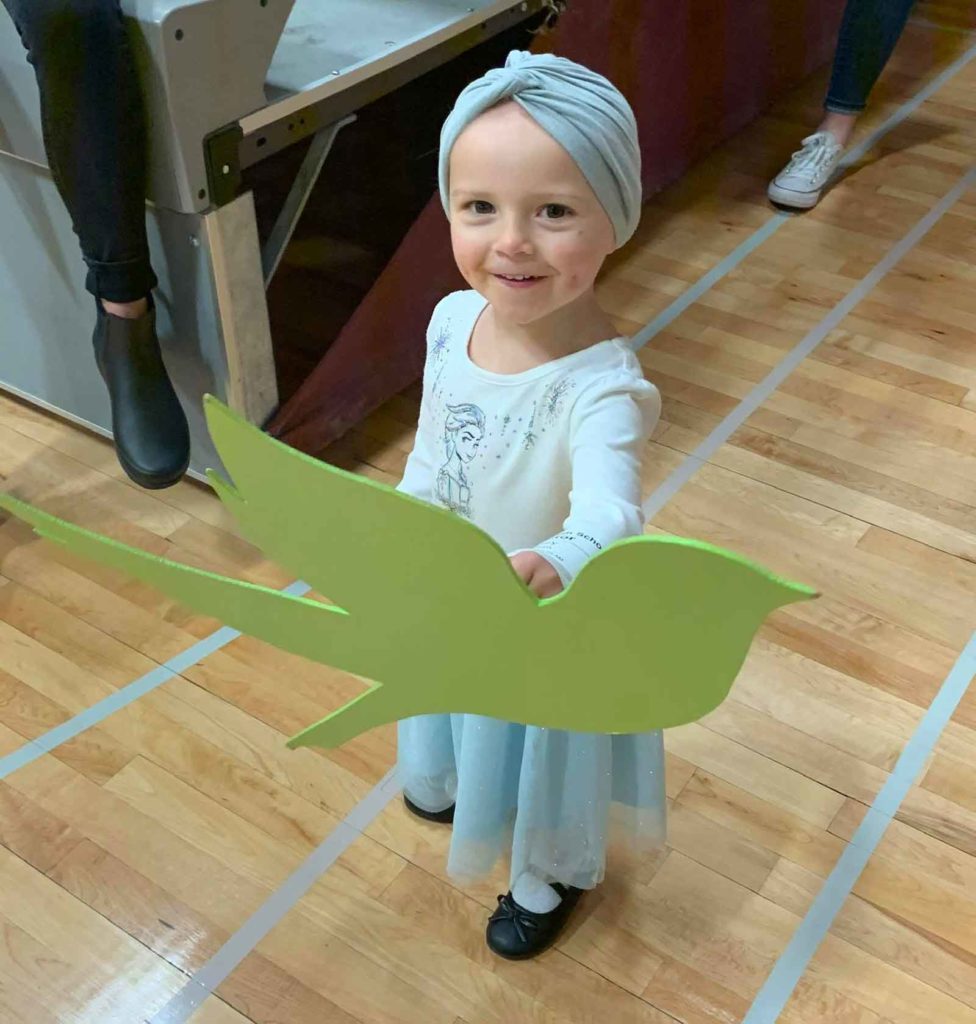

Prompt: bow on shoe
[493,892,541,944]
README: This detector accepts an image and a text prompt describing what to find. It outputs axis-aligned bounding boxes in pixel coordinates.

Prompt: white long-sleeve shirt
[398,290,661,586]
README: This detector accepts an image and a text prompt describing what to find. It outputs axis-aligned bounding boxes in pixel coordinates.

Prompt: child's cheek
[559,240,604,293]
[451,234,481,279]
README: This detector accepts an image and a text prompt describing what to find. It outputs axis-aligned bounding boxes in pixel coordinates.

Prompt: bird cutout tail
[286,681,416,750]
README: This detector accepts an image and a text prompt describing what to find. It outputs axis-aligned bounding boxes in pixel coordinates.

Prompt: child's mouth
[494,274,546,289]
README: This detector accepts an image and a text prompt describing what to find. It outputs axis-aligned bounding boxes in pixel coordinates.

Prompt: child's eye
[467,200,495,215]
[542,203,571,219]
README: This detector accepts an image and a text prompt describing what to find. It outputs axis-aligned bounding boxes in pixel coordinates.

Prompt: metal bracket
[204,123,245,208]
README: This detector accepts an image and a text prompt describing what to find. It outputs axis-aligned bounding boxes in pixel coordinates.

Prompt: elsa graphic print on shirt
[436,403,486,517]
[400,290,660,585]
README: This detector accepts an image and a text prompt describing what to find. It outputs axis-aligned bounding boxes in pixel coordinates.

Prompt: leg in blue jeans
[1,0,189,487]
[768,0,915,209]
[826,0,917,115]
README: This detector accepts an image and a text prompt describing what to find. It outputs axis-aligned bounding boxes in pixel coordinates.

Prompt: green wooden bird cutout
[0,397,816,749]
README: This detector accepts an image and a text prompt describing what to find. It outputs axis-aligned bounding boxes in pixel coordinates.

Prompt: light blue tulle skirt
[397,714,667,890]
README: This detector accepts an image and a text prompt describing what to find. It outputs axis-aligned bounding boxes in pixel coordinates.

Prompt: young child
[396,50,667,960]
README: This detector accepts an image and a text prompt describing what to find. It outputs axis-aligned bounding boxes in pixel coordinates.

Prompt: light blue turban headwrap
[438,50,642,249]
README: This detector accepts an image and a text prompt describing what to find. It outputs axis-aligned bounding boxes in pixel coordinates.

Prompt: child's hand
[509,551,564,599]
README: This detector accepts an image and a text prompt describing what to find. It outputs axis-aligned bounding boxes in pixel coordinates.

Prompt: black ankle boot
[93,300,190,489]
[486,884,585,960]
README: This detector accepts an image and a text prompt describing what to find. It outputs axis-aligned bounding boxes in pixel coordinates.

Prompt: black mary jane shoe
[486,884,585,960]
[403,793,455,824]
[93,299,190,490]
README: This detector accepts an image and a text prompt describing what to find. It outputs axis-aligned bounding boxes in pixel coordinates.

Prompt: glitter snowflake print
[541,377,576,424]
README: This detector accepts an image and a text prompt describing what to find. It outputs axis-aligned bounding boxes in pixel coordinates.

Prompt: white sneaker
[767,131,845,209]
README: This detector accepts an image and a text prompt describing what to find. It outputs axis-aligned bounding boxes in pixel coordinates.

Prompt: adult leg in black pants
[768,0,916,210]
[2,0,190,488]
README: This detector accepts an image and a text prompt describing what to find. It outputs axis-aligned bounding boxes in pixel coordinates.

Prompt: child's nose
[494,217,535,257]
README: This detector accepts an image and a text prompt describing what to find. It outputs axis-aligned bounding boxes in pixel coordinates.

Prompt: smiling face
[447,102,616,328]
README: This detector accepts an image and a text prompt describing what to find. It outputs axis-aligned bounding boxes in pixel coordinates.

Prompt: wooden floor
[3,9,976,1023]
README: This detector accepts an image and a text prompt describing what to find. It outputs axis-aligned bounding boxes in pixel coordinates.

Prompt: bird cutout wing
[0,397,818,749]
[0,493,384,674]
[203,397,535,624]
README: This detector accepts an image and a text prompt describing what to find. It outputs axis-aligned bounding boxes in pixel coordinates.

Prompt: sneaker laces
[784,132,841,177]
